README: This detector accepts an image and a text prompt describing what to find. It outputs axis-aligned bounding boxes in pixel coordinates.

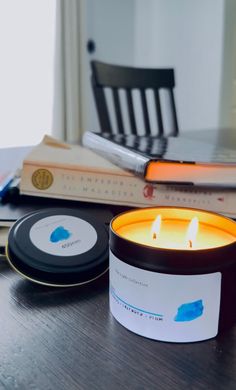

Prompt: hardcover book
[19,135,236,217]
[82,131,236,187]
[20,135,164,208]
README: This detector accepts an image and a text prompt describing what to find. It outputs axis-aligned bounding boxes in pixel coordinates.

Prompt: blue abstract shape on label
[50,226,72,243]
[174,299,204,322]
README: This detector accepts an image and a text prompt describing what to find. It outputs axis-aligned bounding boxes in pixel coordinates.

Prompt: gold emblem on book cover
[32,169,53,190]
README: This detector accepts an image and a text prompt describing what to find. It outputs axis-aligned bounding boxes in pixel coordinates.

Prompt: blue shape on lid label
[174,299,204,322]
[29,215,97,256]
[50,226,71,243]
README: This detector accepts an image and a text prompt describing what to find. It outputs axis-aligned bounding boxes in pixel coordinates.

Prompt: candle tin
[109,207,236,343]
[6,208,109,287]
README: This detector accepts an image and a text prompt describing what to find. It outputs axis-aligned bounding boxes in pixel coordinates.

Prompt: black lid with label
[7,208,109,286]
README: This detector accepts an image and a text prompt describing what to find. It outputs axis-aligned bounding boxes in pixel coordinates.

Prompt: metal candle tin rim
[110,206,236,274]
[6,244,109,287]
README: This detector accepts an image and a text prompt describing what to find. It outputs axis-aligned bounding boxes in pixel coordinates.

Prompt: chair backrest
[91,60,179,136]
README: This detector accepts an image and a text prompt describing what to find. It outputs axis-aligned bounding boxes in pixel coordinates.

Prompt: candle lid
[7,208,109,286]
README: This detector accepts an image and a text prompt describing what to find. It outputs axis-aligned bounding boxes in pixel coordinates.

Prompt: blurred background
[0,0,235,147]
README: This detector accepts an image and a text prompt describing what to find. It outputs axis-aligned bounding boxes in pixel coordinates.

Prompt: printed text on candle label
[115,268,149,288]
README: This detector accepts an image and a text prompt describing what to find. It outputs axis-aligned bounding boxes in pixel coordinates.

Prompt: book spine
[20,164,236,217]
[82,132,148,177]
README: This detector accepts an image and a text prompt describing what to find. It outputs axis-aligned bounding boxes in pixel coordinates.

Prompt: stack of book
[20,133,236,218]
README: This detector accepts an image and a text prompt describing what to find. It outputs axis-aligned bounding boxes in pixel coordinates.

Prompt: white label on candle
[109,251,221,343]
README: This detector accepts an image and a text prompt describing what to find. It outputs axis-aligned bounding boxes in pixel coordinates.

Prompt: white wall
[83,0,135,133]
[220,0,236,128]
[0,0,56,147]
[134,0,225,132]
[86,0,135,65]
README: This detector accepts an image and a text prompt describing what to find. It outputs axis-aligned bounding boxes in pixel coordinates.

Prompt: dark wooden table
[1,257,236,390]
[1,128,236,390]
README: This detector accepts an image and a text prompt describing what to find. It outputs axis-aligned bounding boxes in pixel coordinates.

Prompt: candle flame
[185,217,199,248]
[151,215,162,240]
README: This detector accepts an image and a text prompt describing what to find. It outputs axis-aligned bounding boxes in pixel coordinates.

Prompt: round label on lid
[7,208,109,286]
[29,215,97,256]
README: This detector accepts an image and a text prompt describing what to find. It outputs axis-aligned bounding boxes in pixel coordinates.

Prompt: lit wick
[151,215,162,240]
[186,217,199,249]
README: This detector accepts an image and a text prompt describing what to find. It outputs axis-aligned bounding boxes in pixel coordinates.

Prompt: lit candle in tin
[114,207,236,250]
[109,207,236,343]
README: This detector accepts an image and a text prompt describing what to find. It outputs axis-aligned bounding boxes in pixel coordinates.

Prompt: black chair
[91,60,179,136]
